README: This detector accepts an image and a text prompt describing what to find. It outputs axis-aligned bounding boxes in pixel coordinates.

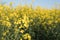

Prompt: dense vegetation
[0,5,60,40]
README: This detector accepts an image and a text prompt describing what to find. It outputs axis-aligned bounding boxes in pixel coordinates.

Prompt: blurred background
[0,0,60,9]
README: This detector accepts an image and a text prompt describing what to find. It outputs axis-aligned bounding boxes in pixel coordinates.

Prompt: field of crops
[0,4,60,40]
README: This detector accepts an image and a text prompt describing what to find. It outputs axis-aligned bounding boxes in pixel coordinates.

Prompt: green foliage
[0,5,60,40]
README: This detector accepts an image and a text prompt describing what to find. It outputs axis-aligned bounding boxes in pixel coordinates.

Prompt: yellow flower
[14,19,21,24]
[9,14,14,18]
[2,21,11,27]
[6,30,9,33]
[42,22,46,25]
[20,30,24,33]
[23,33,31,40]
[0,6,3,10]
[3,32,6,36]
[2,37,4,40]
[55,20,58,23]
[48,20,53,25]
[20,38,22,40]
[19,25,23,29]
[6,22,11,27]
[13,12,19,17]
[24,23,29,28]
[14,28,19,32]
[10,2,13,6]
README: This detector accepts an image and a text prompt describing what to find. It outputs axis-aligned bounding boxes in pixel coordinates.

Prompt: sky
[0,0,60,9]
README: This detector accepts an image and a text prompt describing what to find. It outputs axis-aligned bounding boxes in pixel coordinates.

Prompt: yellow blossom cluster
[0,4,60,40]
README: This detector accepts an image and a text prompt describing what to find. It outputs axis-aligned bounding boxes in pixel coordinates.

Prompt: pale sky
[0,0,60,9]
